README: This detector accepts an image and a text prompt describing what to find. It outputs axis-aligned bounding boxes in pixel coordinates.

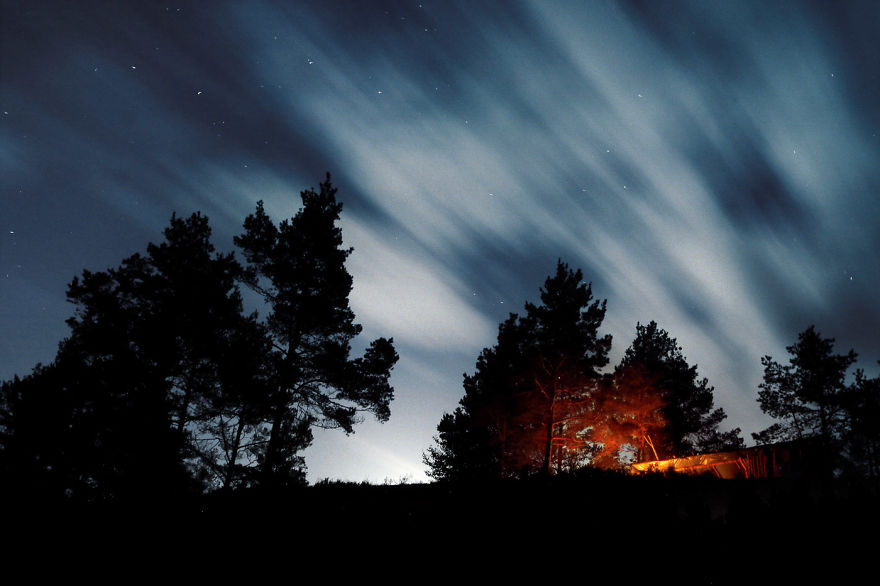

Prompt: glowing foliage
[425,261,612,479]
[425,304,742,479]
[615,321,742,459]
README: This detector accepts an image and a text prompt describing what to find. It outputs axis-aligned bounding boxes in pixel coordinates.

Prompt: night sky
[2,1,878,483]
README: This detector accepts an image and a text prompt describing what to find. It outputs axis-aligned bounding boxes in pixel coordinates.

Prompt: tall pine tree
[424,261,611,479]
[1,175,398,499]
[234,174,398,488]
[0,213,252,501]
[752,326,859,478]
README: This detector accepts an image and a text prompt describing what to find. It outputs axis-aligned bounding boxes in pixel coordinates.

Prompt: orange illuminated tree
[522,264,612,474]
[424,261,612,479]
[615,322,742,460]
[590,365,667,468]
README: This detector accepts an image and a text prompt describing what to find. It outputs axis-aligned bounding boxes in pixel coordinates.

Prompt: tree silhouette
[751,327,880,479]
[753,326,856,447]
[752,325,861,478]
[615,321,742,459]
[1,363,83,502]
[0,213,239,501]
[522,262,612,473]
[422,408,500,482]
[234,174,398,488]
[1,175,397,500]
[90,213,261,496]
[841,364,880,479]
[136,212,272,491]
[424,261,611,479]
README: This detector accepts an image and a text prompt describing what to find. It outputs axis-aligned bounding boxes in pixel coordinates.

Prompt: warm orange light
[630,450,763,479]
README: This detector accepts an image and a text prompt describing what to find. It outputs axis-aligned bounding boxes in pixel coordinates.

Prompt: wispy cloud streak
[2,0,877,481]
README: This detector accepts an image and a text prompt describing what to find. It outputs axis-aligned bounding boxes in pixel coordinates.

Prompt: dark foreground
[8,472,878,578]
[214,472,879,535]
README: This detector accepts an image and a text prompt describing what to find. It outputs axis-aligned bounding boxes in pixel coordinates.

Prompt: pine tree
[0,213,251,501]
[592,365,667,467]
[841,364,880,478]
[2,177,398,498]
[753,325,856,447]
[234,174,398,488]
[752,325,859,483]
[424,261,611,479]
[615,321,742,459]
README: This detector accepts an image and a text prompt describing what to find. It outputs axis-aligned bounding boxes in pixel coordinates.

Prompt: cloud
[342,216,496,352]
[3,0,878,482]
[229,1,879,438]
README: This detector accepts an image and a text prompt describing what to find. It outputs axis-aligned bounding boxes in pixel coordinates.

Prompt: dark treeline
[752,325,880,478]
[2,174,879,515]
[0,175,398,504]
[423,263,744,482]
[424,263,880,484]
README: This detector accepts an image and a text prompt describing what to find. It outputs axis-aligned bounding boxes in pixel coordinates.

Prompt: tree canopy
[1,212,245,500]
[753,325,856,447]
[613,321,743,460]
[843,362,880,478]
[560,321,742,470]
[0,175,398,501]
[752,325,880,477]
[423,276,746,481]
[234,175,398,488]
[424,261,612,480]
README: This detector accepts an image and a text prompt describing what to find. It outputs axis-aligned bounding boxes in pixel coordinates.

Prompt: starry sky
[2,0,879,483]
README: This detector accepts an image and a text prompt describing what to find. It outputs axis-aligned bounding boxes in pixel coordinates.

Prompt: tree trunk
[223,416,246,490]
[542,399,555,475]
[260,401,286,486]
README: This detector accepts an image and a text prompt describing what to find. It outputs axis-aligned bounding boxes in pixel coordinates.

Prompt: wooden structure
[629,440,823,479]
